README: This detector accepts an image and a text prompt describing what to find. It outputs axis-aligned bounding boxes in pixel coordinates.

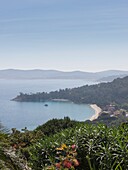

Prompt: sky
[0,0,128,72]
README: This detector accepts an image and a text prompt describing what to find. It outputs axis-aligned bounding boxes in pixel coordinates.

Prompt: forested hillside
[13,76,128,107]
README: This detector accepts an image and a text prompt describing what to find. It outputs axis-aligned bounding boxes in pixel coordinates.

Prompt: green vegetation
[0,122,19,170]
[0,118,128,170]
[13,76,128,108]
[35,117,80,136]
[0,122,32,170]
[28,122,128,170]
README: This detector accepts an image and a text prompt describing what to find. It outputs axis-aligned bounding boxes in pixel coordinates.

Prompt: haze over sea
[0,79,96,130]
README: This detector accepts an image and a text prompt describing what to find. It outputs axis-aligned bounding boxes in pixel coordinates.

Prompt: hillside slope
[13,76,128,107]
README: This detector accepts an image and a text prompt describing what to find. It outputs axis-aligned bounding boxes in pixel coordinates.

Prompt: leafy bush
[29,123,128,170]
[35,117,79,136]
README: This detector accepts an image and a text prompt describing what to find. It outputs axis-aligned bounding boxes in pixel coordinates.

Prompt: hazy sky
[0,0,128,72]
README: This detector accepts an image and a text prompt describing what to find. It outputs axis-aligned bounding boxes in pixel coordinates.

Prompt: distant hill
[97,74,128,82]
[13,76,128,107]
[0,69,128,81]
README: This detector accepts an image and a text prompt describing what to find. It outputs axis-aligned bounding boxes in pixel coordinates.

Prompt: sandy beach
[90,104,102,121]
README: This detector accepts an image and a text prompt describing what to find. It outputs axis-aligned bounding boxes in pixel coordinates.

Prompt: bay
[0,79,95,130]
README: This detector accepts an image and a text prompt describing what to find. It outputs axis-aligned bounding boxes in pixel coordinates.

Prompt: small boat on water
[44,104,48,107]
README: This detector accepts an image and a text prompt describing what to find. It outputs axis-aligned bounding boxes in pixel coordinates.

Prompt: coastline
[90,104,102,121]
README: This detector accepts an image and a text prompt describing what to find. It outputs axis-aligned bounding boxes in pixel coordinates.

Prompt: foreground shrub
[29,123,128,170]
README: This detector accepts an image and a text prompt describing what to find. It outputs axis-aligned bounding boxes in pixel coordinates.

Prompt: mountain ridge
[0,69,128,81]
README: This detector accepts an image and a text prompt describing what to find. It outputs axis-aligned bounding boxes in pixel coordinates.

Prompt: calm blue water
[0,79,95,130]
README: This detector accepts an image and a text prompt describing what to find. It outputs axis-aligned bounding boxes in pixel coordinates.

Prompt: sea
[0,79,96,130]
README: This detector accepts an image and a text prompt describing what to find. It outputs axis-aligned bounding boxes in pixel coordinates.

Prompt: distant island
[0,69,128,82]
